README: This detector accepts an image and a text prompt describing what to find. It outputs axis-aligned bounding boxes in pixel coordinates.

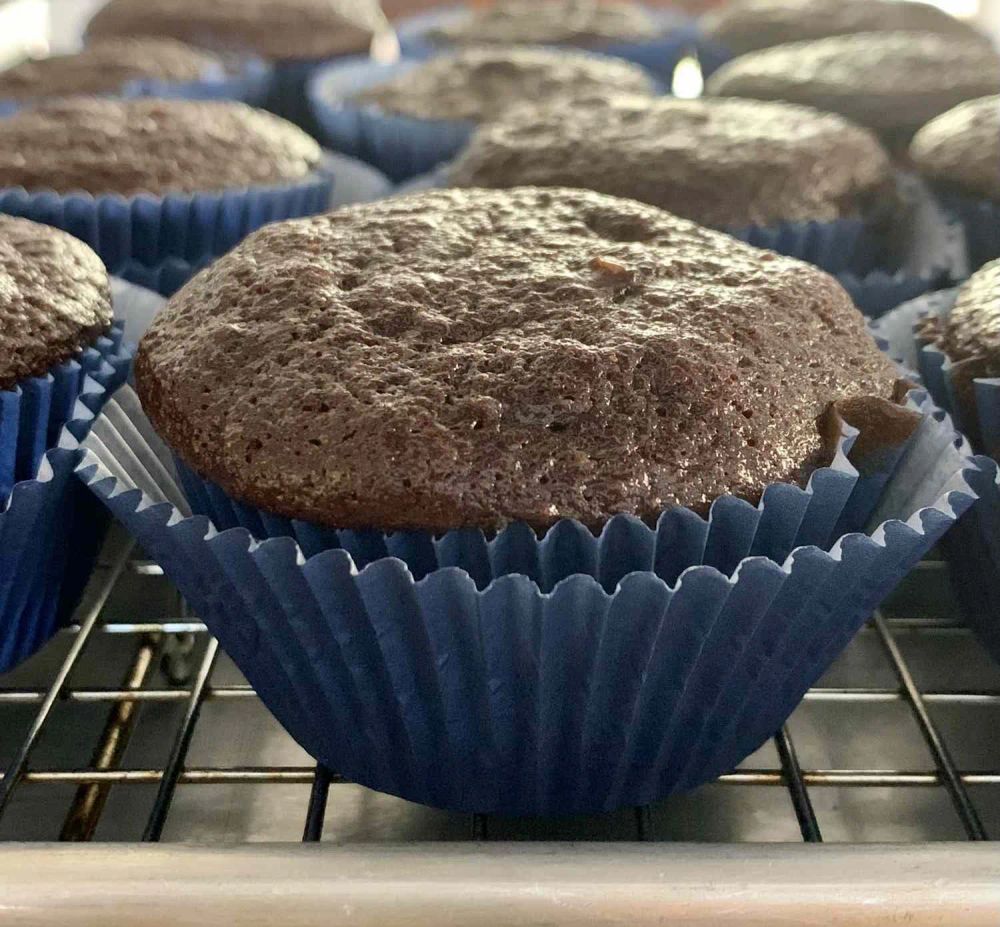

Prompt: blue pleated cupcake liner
[0,163,333,276]
[398,168,964,318]
[0,280,158,674]
[307,49,667,183]
[394,5,722,84]
[872,289,1000,663]
[76,383,978,813]
[934,191,1000,273]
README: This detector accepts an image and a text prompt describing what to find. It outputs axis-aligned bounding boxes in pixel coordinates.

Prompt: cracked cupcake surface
[448,93,895,230]
[351,46,655,123]
[0,215,111,390]
[0,97,321,196]
[136,187,900,532]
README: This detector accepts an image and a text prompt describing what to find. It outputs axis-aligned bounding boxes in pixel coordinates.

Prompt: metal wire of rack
[0,527,999,845]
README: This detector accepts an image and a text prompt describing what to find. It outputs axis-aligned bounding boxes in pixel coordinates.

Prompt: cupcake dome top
[448,93,894,229]
[135,186,899,533]
[0,215,111,390]
[927,258,1000,373]
[351,46,656,123]
[702,0,984,56]
[706,32,1000,142]
[422,0,661,48]
[0,98,322,196]
[0,38,221,102]
[910,96,1000,202]
[85,0,382,62]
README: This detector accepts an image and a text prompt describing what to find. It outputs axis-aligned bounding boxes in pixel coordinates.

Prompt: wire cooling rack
[0,525,999,845]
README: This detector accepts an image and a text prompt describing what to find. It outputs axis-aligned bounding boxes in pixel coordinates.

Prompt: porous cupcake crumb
[448,93,895,229]
[137,187,900,532]
[351,46,655,123]
[0,215,112,390]
[0,98,321,196]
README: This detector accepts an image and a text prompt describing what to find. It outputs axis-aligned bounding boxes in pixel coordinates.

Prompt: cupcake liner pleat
[935,191,1000,273]
[0,169,333,276]
[394,5,709,84]
[266,57,360,137]
[873,289,1000,664]
[75,384,978,814]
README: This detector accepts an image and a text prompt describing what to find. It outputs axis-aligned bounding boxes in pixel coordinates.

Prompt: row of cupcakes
[1,0,997,816]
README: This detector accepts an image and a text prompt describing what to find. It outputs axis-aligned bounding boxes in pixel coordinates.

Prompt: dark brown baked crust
[136,187,899,532]
[352,46,655,123]
[910,96,1000,202]
[448,93,895,229]
[930,259,1000,369]
[85,0,381,61]
[0,98,321,196]
[0,215,112,391]
[702,0,984,56]
[425,0,660,48]
[0,38,220,101]
[706,32,1000,145]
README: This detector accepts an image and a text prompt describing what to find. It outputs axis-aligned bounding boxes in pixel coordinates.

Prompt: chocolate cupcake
[0,97,331,288]
[702,0,984,57]
[308,46,656,181]
[394,0,709,84]
[706,32,1000,152]
[85,0,389,129]
[81,186,977,815]
[136,187,900,531]
[910,96,1000,270]
[0,38,221,104]
[0,216,136,672]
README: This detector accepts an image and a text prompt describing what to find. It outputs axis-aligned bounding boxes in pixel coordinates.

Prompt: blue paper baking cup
[872,288,1000,664]
[934,191,1000,273]
[394,5,713,85]
[77,385,978,813]
[0,164,333,276]
[0,281,155,674]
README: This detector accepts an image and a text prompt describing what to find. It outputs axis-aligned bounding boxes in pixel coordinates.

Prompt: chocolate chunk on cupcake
[0,38,221,102]
[0,97,320,195]
[85,0,381,62]
[706,32,1000,150]
[703,0,985,56]
[0,215,112,391]
[448,93,895,230]
[911,96,1000,201]
[421,0,662,48]
[135,187,900,532]
[351,46,656,123]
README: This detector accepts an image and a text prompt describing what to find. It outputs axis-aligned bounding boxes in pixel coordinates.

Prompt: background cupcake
[79,187,979,815]
[394,0,718,84]
[910,96,1000,272]
[0,216,136,672]
[84,0,392,133]
[873,262,1000,664]
[705,32,1000,154]
[701,0,985,58]
[441,92,954,315]
[0,37,268,113]
[0,97,333,294]
[307,45,656,181]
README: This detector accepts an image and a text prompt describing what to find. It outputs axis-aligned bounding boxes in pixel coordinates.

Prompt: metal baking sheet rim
[0,843,998,926]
